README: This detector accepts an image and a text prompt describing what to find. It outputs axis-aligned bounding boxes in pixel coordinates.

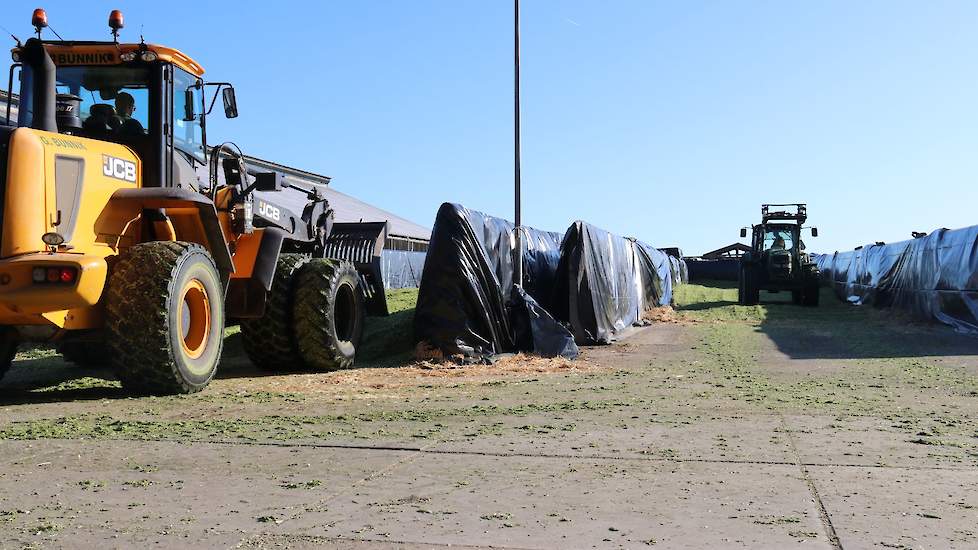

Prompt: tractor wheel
[737,268,747,305]
[0,328,17,381]
[803,284,820,307]
[747,280,760,306]
[293,259,365,371]
[738,266,751,305]
[58,341,106,367]
[106,242,225,395]
[240,254,310,371]
[791,290,802,305]
[740,265,759,306]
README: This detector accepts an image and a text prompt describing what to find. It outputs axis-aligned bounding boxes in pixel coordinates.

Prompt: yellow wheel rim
[178,279,210,359]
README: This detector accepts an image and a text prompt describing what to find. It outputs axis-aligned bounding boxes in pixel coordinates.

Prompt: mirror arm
[203,82,232,115]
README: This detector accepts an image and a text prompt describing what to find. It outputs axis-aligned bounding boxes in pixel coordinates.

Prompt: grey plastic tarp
[380,250,426,289]
[414,203,681,358]
[414,203,578,359]
[551,222,672,345]
[813,225,978,333]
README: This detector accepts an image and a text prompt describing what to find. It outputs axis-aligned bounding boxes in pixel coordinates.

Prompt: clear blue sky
[4,1,976,255]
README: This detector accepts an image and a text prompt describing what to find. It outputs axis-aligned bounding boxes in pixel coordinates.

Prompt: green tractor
[738,204,820,306]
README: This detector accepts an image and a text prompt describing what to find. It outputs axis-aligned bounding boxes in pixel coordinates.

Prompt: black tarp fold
[414,203,577,358]
[551,222,669,344]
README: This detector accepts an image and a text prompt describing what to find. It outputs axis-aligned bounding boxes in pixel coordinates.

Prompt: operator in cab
[114,91,144,136]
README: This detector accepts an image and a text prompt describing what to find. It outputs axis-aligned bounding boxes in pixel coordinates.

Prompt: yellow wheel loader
[0,9,389,394]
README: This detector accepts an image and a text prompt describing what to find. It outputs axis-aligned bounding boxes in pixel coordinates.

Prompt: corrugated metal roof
[320,185,430,241]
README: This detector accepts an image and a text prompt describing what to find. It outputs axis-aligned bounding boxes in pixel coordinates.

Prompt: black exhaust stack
[21,38,57,133]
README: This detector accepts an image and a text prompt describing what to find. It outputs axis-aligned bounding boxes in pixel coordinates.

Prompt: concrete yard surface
[1,283,977,549]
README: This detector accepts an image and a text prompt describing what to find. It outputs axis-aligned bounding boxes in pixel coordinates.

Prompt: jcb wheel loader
[0,9,389,393]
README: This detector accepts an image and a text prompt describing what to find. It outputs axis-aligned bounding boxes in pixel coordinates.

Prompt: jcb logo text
[102,155,137,183]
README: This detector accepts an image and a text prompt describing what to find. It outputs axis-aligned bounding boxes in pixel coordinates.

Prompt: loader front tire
[107,242,225,395]
[240,254,310,370]
[293,259,365,371]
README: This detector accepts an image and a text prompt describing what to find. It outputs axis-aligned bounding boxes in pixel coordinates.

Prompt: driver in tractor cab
[113,91,144,136]
[772,235,786,250]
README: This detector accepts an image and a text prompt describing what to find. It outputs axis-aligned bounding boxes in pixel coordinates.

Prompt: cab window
[763,229,794,251]
[53,65,149,135]
[173,68,204,162]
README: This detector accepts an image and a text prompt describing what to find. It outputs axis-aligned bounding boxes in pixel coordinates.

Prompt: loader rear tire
[293,259,365,371]
[240,254,310,371]
[107,242,225,395]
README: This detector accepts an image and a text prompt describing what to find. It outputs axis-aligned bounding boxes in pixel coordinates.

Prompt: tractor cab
[8,9,238,190]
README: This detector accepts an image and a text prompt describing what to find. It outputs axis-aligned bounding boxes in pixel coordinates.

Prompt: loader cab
[9,40,237,189]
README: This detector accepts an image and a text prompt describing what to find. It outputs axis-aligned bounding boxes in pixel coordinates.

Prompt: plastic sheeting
[380,250,426,289]
[551,222,668,345]
[667,256,689,286]
[814,225,978,333]
[636,241,676,307]
[687,259,740,281]
[414,203,577,359]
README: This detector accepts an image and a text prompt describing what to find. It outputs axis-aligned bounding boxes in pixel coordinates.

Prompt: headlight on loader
[41,232,65,246]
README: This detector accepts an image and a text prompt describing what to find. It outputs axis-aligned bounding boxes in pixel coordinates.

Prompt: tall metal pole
[514,0,523,287]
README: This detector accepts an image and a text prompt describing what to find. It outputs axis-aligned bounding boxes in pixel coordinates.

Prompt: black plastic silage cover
[551,222,667,344]
[686,258,740,281]
[414,203,577,359]
[814,225,978,333]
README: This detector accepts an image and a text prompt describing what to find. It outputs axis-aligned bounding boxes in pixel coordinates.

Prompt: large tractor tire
[739,265,759,306]
[293,259,365,371]
[240,254,310,371]
[106,242,225,395]
[791,290,803,305]
[738,266,748,305]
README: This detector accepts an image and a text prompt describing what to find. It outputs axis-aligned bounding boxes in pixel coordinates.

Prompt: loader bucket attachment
[323,221,389,316]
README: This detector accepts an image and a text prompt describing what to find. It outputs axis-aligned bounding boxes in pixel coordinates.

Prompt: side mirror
[811,227,818,237]
[183,89,195,121]
[739,228,747,238]
[222,87,238,119]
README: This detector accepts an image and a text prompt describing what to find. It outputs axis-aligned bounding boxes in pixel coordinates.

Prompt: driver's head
[115,92,135,117]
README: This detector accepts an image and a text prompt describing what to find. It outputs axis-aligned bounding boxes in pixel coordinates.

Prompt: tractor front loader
[0,9,387,394]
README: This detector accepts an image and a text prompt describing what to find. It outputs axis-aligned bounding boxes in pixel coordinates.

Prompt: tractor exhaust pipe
[21,38,57,133]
